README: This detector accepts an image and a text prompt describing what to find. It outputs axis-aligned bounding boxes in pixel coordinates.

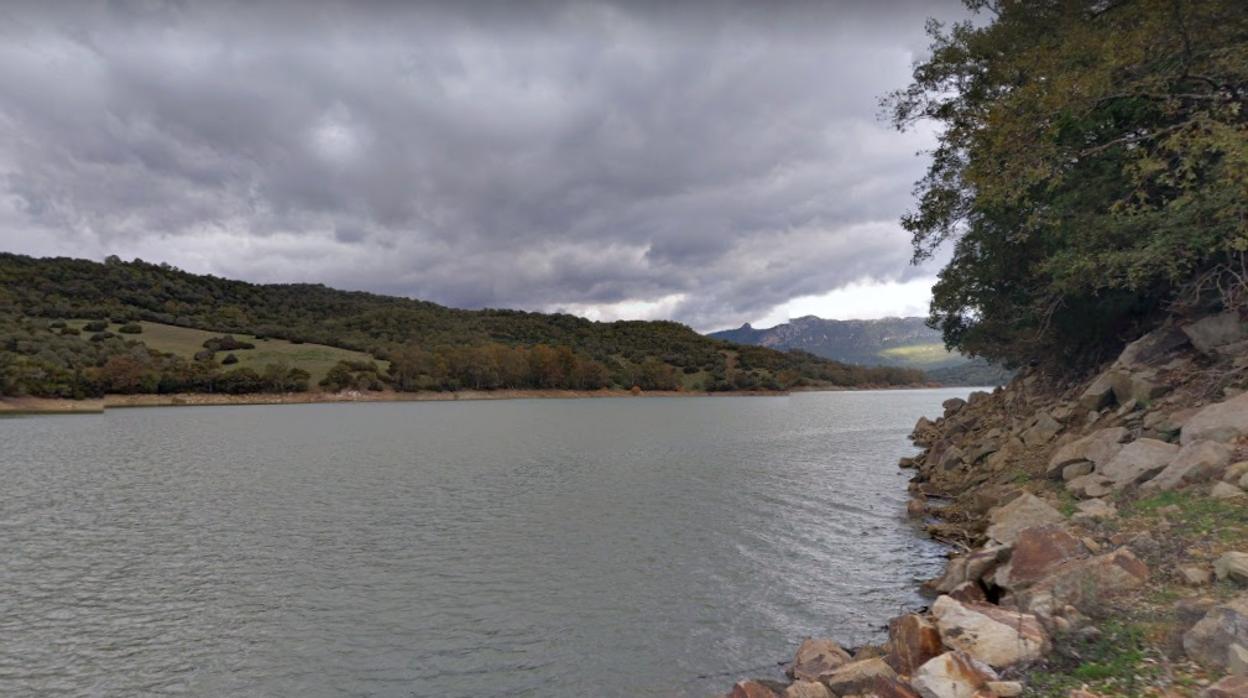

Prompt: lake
[0,389,969,696]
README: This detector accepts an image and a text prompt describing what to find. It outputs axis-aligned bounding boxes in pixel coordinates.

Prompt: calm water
[0,389,969,697]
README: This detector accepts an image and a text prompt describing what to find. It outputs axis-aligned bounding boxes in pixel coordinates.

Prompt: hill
[0,253,926,398]
[709,315,1011,385]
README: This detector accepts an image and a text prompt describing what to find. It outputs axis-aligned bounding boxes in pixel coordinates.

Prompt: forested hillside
[0,253,925,398]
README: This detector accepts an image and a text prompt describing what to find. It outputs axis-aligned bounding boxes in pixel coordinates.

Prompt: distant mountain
[709,315,1012,386]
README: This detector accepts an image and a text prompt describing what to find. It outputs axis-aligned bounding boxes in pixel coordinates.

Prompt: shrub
[83,320,108,332]
[59,327,80,336]
[193,349,215,362]
[118,323,142,334]
[221,353,239,365]
[89,331,115,342]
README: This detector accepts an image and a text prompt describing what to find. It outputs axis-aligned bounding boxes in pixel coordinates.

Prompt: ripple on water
[0,389,969,697]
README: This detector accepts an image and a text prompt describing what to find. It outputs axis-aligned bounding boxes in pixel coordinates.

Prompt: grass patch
[1123,490,1248,543]
[69,320,386,385]
[1024,622,1159,697]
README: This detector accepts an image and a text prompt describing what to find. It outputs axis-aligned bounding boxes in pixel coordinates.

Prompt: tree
[886,0,1248,367]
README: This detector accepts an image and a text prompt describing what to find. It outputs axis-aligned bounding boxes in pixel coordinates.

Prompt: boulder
[1230,643,1248,675]
[931,596,1049,668]
[1061,461,1094,481]
[729,680,779,698]
[885,613,944,676]
[1178,565,1212,586]
[910,651,997,698]
[1066,473,1116,499]
[1046,427,1129,476]
[1071,498,1117,522]
[781,681,832,698]
[788,638,852,682]
[938,446,966,471]
[943,398,968,417]
[1142,440,1234,492]
[1019,548,1149,618]
[985,493,1064,545]
[1203,675,1248,698]
[1182,392,1248,445]
[817,657,897,694]
[947,581,988,604]
[1078,371,1119,410]
[913,417,940,445]
[1098,438,1180,488]
[1007,525,1088,588]
[926,547,1009,594]
[1023,413,1062,447]
[867,676,923,698]
[1184,595,1248,671]
[1117,325,1190,367]
[986,681,1024,697]
[1229,461,1248,483]
[1216,552,1248,584]
[1183,312,1248,354]
[1214,482,1247,499]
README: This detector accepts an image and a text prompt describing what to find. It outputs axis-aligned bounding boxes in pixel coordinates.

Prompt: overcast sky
[0,0,965,332]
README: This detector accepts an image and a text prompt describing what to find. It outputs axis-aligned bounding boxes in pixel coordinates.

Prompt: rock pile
[720,313,1248,697]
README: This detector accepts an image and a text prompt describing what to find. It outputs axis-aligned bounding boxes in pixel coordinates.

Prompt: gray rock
[1066,473,1116,499]
[943,397,967,418]
[1179,565,1212,586]
[1117,325,1190,367]
[1022,413,1062,447]
[1184,595,1248,671]
[1018,548,1149,618]
[1143,440,1234,491]
[938,446,965,471]
[1098,438,1180,488]
[1183,312,1248,354]
[1072,498,1117,522]
[985,493,1064,545]
[1062,461,1094,481]
[1183,392,1248,445]
[1217,552,1248,584]
[1203,675,1248,698]
[1214,482,1246,499]
[1079,371,1119,410]
[1229,643,1248,676]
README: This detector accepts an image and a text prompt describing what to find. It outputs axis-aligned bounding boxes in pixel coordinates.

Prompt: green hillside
[0,253,926,398]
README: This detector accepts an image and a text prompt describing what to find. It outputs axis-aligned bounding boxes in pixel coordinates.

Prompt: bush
[59,327,80,336]
[83,320,108,332]
[202,335,255,352]
[118,323,142,334]
[89,331,115,342]
[221,353,239,365]
[193,349,215,362]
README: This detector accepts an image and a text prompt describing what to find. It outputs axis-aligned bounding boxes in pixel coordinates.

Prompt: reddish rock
[910,651,997,698]
[1019,548,1149,618]
[885,613,944,676]
[985,493,1063,545]
[869,675,923,698]
[1007,525,1088,588]
[817,657,897,695]
[787,638,852,682]
[781,680,832,698]
[728,680,779,698]
[932,596,1049,668]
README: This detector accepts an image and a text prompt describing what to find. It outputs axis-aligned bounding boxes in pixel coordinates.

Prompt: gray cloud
[0,0,964,330]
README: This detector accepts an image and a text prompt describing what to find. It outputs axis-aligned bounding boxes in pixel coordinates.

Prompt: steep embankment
[719,312,1248,698]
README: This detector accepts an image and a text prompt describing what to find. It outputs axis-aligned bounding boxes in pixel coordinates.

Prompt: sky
[0,0,967,332]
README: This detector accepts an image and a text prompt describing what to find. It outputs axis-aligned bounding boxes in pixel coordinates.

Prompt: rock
[1203,675,1248,698]
[1230,643,1248,675]
[885,613,944,676]
[1216,552,1248,584]
[939,446,966,471]
[1023,412,1062,447]
[1072,498,1117,522]
[867,676,923,698]
[729,680,779,698]
[908,498,928,518]
[1183,392,1248,445]
[931,596,1049,668]
[1079,371,1119,410]
[1215,482,1247,499]
[943,398,968,417]
[817,657,897,695]
[1007,525,1088,588]
[1066,473,1116,499]
[1179,565,1212,586]
[1229,461,1248,483]
[789,638,852,682]
[1183,312,1248,354]
[910,651,997,698]
[986,493,1064,545]
[926,547,1009,594]
[854,643,886,661]
[986,681,1024,697]
[968,390,991,405]
[1098,438,1180,488]
[781,681,832,698]
[1143,440,1234,491]
[1062,461,1094,481]
[947,581,988,604]
[1047,427,1129,476]
[913,417,939,445]
[1019,548,1149,618]
[1184,595,1248,671]
[1117,325,1190,367]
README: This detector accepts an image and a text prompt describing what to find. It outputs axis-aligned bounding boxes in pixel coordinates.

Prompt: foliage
[887,0,1248,366]
[0,253,926,396]
[1024,622,1159,697]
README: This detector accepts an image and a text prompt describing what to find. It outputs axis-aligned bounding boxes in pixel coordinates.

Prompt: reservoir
[0,389,967,696]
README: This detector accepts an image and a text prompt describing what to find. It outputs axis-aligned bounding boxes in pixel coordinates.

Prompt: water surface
[0,389,968,696]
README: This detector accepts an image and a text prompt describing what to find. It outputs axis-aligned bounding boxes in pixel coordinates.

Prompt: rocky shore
[721,312,1248,698]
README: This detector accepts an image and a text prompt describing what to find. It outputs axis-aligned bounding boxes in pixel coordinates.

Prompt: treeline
[887,0,1248,367]
[0,253,927,397]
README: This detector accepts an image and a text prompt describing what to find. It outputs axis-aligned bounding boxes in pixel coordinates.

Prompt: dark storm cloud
[0,0,965,329]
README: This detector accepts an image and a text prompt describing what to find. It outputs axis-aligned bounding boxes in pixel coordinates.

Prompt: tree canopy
[887,0,1248,367]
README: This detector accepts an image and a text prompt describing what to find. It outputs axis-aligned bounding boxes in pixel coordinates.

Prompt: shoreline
[0,383,947,415]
